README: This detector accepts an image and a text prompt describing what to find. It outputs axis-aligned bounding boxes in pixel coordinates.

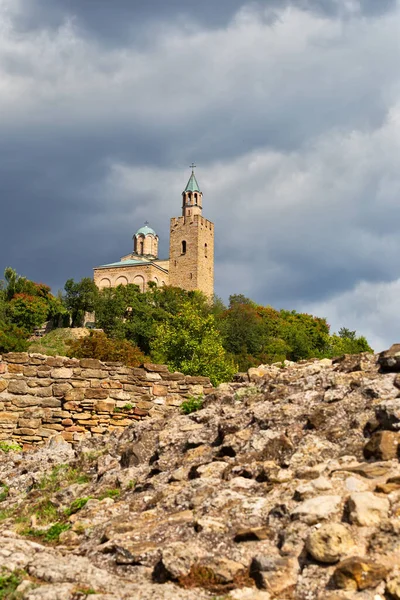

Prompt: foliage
[151,300,237,386]
[0,442,22,454]
[0,568,24,599]
[181,395,204,414]
[28,327,81,357]
[0,485,9,503]
[98,489,120,500]
[67,331,145,366]
[22,522,71,542]
[327,327,373,357]
[63,278,98,327]
[0,320,29,353]
[64,497,91,517]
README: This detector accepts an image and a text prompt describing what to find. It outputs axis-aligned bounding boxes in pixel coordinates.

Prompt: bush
[181,395,204,414]
[67,331,146,366]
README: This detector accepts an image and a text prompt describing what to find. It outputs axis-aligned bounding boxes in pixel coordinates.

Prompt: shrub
[67,331,145,366]
[0,441,22,454]
[0,568,24,599]
[181,395,204,415]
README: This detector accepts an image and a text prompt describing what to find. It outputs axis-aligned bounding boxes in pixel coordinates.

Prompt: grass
[181,395,204,415]
[36,464,90,494]
[0,442,22,454]
[28,328,89,358]
[0,485,9,503]
[22,522,71,542]
[64,497,91,517]
[98,489,120,500]
[0,569,24,599]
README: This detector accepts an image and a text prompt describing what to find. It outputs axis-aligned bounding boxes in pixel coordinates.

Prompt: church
[93,168,214,297]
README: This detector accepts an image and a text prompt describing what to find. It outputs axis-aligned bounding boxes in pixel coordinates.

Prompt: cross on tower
[144,220,149,226]
[190,163,196,172]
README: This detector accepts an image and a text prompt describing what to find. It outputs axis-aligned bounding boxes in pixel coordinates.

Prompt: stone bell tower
[169,166,214,297]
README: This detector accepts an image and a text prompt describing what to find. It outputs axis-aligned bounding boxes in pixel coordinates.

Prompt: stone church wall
[0,352,213,446]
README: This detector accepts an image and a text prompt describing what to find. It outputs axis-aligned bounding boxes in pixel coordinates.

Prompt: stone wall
[0,352,213,446]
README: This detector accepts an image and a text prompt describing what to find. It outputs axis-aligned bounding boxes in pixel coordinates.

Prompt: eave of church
[95,258,169,274]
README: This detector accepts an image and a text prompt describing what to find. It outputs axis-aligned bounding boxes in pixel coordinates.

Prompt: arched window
[140,241,144,254]
[205,243,208,257]
[194,193,198,204]
[181,240,187,254]
[174,260,177,267]
[190,273,193,280]
[187,210,191,216]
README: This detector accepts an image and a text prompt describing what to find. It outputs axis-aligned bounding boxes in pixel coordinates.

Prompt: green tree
[151,300,237,385]
[64,278,98,327]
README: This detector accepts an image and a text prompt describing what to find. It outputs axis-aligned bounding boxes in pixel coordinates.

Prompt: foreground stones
[0,350,400,598]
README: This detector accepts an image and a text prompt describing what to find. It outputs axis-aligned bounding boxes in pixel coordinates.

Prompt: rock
[250,556,299,596]
[332,556,390,590]
[364,431,400,460]
[347,492,390,526]
[378,344,400,372]
[306,524,355,563]
[291,495,342,525]
[387,577,400,599]
[294,476,333,500]
[230,589,271,600]
[375,400,400,431]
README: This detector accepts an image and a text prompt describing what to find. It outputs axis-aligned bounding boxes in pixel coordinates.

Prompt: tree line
[0,269,372,385]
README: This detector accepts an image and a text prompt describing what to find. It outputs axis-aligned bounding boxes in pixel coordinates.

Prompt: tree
[67,331,145,366]
[151,300,237,386]
[64,278,98,327]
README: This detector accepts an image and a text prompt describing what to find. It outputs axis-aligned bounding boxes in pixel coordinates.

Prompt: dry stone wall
[0,352,213,446]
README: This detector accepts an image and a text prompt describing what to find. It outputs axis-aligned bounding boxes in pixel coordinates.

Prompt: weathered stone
[153,384,168,397]
[84,388,109,400]
[8,380,29,395]
[5,352,29,364]
[80,358,103,369]
[333,557,390,590]
[18,418,42,429]
[95,400,116,413]
[364,430,400,460]
[23,366,37,377]
[35,386,53,398]
[0,380,8,392]
[51,368,73,379]
[347,492,389,526]
[144,363,169,373]
[64,389,85,402]
[387,577,400,599]
[306,524,355,563]
[11,396,41,408]
[0,412,19,423]
[379,344,400,372]
[53,383,72,396]
[291,495,342,525]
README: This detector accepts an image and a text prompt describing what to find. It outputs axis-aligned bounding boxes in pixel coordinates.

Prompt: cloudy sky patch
[1,0,400,349]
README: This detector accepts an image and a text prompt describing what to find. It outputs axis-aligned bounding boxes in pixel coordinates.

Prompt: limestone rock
[379,344,400,372]
[332,556,390,590]
[347,492,390,526]
[291,495,342,525]
[305,524,355,563]
[364,431,400,460]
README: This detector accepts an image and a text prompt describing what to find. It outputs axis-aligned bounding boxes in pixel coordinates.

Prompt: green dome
[134,224,157,237]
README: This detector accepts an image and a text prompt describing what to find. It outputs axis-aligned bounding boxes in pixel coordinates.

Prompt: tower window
[181,240,187,254]
[140,241,144,254]
[190,273,193,279]
[194,193,198,204]
[205,243,208,257]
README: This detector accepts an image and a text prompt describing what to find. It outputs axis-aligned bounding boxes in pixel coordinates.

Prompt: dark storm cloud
[11,0,397,44]
[1,0,400,349]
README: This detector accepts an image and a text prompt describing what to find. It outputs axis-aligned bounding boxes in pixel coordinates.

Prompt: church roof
[134,224,157,237]
[184,171,201,193]
[95,259,169,273]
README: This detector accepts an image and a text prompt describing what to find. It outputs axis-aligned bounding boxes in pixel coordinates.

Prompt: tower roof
[134,223,157,237]
[184,170,201,193]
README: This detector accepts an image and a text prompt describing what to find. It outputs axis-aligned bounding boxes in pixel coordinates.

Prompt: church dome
[134,224,157,237]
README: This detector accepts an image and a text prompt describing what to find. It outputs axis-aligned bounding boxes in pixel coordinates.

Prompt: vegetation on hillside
[0,268,373,384]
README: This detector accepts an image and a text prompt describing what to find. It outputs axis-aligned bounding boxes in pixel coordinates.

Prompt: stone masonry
[0,352,213,446]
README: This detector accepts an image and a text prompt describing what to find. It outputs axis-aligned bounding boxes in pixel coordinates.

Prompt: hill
[0,349,399,598]
[28,327,90,357]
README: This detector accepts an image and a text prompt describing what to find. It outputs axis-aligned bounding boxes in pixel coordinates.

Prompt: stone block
[61,419,73,426]
[153,384,168,397]
[101,380,123,389]
[18,418,42,429]
[5,352,29,364]
[123,384,145,393]
[65,425,86,433]
[51,367,73,379]
[0,363,6,374]
[80,368,107,379]
[84,388,109,400]
[16,428,37,435]
[80,358,103,369]
[0,412,19,423]
[347,492,389,526]
[143,363,169,373]
[109,390,131,401]
[43,424,64,431]
[146,372,162,381]
[12,396,41,408]
[35,386,53,398]
[364,431,400,460]
[23,366,37,377]
[61,432,74,442]
[8,364,24,374]
[45,357,65,367]
[185,376,211,385]
[64,401,81,410]
[95,400,115,413]
[65,389,85,402]
[53,383,73,397]
[132,368,146,377]
[42,399,62,408]
[37,366,51,377]
[0,380,8,393]
[38,429,58,437]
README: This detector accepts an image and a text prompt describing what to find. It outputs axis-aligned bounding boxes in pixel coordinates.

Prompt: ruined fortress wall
[0,353,213,446]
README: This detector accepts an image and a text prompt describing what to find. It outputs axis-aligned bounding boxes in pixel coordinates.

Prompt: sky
[0,0,400,351]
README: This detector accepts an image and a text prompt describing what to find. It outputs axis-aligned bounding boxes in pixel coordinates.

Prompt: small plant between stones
[181,395,204,415]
